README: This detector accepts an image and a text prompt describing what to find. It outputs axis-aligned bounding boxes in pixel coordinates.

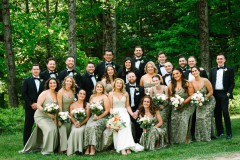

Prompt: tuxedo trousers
[23,107,36,146]
[213,90,232,136]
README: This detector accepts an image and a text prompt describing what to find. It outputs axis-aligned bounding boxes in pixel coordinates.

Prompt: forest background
[0,0,240,134]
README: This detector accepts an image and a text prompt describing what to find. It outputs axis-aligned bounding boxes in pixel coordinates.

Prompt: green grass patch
[0,116,240,160]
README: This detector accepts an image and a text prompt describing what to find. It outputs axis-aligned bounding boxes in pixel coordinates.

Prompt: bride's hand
[93,115,99,121]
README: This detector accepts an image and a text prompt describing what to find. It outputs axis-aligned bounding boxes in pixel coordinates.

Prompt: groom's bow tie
[217,66,225,70]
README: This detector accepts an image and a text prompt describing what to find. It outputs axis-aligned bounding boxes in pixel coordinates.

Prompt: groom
[126,72,144,142]
[21,64,45,145]
[209,54,235,139]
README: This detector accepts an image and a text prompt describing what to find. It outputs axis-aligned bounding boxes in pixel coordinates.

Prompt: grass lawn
[0,115,240,160]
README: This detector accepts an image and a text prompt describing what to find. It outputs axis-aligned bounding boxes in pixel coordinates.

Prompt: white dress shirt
[89,73,96,87]
[165,75,171,86]
[215,66,224,90]
[49,70,56,78]
[135,58,141,70]
[129,83,136,107]
[33,76,40,92]
[188,72,195,81]
[67,68,74,77]
[159,64,167,75]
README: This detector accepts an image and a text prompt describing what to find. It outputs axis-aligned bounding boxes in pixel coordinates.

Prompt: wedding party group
[19,46,235,156]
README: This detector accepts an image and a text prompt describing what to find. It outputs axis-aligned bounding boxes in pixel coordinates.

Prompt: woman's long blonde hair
[62,76,76,93]
[144,61,158,74]
[112,78,126,94]
[92,81,106,95]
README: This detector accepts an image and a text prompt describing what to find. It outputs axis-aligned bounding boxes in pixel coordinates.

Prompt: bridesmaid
[150,75,170,143]
[168,67,194,144]
[117,57,140,84]
[139,96,165,150]
[84,81,110,155]
[19,78,60,154]
[191,66,216,141]
[57,76,75,153]
[140,61,163,95]
[67,89,91,156]
[101,65,117,94]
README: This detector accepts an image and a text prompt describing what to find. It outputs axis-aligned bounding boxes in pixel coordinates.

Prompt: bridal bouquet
[169,95,184,110]
[89,102,104,116]
[191,91,208,107]
[105,113,126,132]
[43,103,59,114]
[58,111,71,123]
[152,94,168,106]
[71,108,86,122]
[137,115,155,129]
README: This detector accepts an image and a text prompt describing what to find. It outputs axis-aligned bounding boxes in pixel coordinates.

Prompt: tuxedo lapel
[213,67,217,84]
[87,74,94,88]
[30,78,38,94]
[223,67,227,87]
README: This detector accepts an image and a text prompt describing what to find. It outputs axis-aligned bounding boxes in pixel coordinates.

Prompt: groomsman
[126,72,144,142]
[184,56,208,81]
[131,46,148,81]
[178,55,188,72]
[156,51,167,76]
[21,64,45,145]
[40,58,58,81]
[58,56,83,90]
[209,54,234,139]
[162,62,173,86]
[95,50,120,81]
[82,61,97,102]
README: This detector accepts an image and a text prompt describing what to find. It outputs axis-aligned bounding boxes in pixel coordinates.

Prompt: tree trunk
[2,0,19,107]
[227,0,238,72]
[25,0,29,13]
[54,0,58,18]
[46,0,51,58]
[103,1,116,60]
[68,0,77,67]
[199,0,210,73]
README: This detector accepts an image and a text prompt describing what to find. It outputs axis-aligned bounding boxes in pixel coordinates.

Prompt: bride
[108,78,144,155]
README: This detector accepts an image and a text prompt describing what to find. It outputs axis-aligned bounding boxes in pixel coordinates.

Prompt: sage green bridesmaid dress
[19,97,58,155]
[139,115,165,150]
[59,93,74,151]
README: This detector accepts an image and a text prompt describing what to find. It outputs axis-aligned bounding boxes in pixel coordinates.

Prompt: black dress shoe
[219,133,224,138]
[226,134,232,140]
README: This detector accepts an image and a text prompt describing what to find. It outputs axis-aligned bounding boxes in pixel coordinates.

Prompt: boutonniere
[113,65,115,68]
[135,87,139,92]
[96,75,98,79]
[140,60,144,63]
[224,68,227,72]
[40,79,44,83]
[74,72,77,76]
[56,73,58,76]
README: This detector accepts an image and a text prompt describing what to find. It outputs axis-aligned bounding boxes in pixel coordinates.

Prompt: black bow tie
[126,71,131,74]
[136,58,142,61]
[129,85,136,88]
[165,73,171,77]
[217,66,225,70]
[33,77,40,81]
[67,70,73,74]
[49,71,56,74]
[89,74,95,78]
[182,67,187,72]
[159,64,165,68]
[106,62,112,66]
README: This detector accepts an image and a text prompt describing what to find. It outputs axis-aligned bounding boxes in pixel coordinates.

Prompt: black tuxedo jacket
[117,68,141,84]
[131,57,148,78]
[40,70,59,81]
[82,72,96,102]
[162,73,172,86]
[95,61,120,81]
[209,66,235,99]
[184,69,208,80]
[58,69,83,90]
[21,76,45,109]
[156,63,165,76]
[126,84,144,112]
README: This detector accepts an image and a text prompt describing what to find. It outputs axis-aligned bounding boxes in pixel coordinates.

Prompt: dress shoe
[226,134,232,140]
[219,133,224,138]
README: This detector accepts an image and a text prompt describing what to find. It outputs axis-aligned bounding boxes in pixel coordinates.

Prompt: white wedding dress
[112,95,144,152]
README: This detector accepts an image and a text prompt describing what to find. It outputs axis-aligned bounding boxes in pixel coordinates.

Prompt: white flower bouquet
[191,91,208,107]
[169,94,184,110]
[58,111,71,123]
[153,94,168,106]
[43,103,59,114]
[71,108,86,122]
[137,115,155,129]
[105,113,126,132]
[89,102,104,116]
